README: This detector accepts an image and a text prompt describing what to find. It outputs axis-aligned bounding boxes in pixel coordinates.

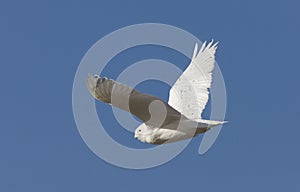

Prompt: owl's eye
[139,130,141,132]
[94,75,98,79]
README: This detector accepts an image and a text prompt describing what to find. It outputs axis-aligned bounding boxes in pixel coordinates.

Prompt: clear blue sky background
[1,0,300,191]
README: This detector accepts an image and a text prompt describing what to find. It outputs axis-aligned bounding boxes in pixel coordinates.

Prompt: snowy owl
[87,40,226,144]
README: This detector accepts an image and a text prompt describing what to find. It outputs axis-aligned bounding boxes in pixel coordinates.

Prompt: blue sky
[1,0,300,191]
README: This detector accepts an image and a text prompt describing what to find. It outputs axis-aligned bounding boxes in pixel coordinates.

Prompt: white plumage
[87,40,226,144]
[168,40,218,121]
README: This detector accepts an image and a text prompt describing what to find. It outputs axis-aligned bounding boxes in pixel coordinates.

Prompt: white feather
[168,40,218,120]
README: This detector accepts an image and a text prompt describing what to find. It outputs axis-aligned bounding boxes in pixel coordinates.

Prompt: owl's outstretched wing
[168,40,218,120]
[87,75,187,128]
